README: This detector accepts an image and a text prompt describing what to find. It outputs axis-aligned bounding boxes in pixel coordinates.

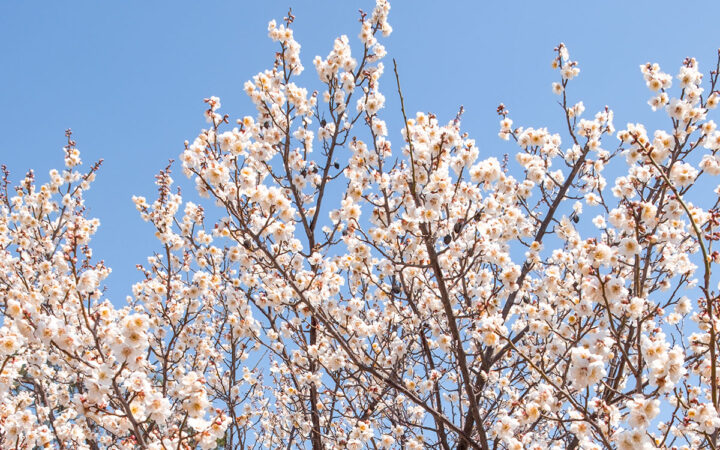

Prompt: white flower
[699,154,720,175]
[627,396,660,429]
[669,162,698,186]
[568,347,606,389]
[77,269,100,293]
[618,237,641,258]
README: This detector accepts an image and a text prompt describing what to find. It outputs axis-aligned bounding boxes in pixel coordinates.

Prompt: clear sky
[2,0,720,299]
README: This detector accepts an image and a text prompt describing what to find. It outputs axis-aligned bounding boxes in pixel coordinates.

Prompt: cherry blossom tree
[2,0,720,448]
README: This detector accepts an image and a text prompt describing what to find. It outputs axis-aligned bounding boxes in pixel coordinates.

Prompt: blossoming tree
[2,1,720,448]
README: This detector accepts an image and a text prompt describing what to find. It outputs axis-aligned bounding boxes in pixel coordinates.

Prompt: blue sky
[2,0,720,299]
